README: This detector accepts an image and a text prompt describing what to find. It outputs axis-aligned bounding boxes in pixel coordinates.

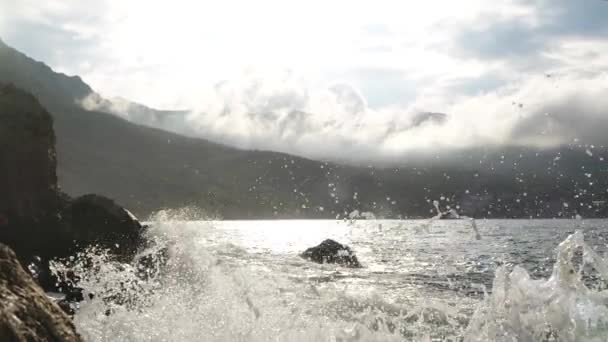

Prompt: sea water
[63,216,608,341]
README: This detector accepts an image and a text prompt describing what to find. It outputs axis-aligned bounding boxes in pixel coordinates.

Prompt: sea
[63,215,608,341]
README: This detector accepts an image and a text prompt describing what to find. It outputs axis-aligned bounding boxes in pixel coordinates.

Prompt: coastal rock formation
[0,84,145,293]
[300,239,361,267]
[60,194,144,259]
[0,84,68,263]
[0,243,82,342]
[0,83,62,225]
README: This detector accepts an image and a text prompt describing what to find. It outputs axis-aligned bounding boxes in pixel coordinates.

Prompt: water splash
[54,219,608,341]
[147,205,221,222]
[465,230,608,341]
[418,201,443,233]
[458,216,481,240]
[426,200,481,239]
[68,221,411,341]
[470,218,481,240]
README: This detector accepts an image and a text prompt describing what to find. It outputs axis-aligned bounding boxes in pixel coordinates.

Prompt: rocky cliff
[0,83,61,224]
[0,83,143,282]
[0,243,82,342]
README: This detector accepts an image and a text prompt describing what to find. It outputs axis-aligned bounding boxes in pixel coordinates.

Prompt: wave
[465,230,608,341]
[55,218,608,341]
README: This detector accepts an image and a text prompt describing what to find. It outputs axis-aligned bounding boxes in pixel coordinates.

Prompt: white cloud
[0,0,522,108]
[85,67,606,163]
[3,0,608,163]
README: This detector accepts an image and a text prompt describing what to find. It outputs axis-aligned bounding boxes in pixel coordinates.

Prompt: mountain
[1,38,607,219]
[0,39,355,219]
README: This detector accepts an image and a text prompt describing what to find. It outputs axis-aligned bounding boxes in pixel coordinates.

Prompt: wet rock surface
[0,84,145,303]
[0,84,61,224]
[0,243,82,342]
[60,194,144,259]
[301,239,361,268]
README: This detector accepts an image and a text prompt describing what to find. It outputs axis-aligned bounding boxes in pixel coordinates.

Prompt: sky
[2,0,608,162]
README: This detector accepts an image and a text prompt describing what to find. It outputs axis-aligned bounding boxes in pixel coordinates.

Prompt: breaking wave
[57,217,608,341]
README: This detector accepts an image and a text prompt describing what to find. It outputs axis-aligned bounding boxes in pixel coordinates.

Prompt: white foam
[59,218,608,341]
[465,230,608,341]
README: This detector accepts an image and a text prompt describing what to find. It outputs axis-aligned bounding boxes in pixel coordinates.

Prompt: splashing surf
[465,230,608,341]
[54,217,608,341]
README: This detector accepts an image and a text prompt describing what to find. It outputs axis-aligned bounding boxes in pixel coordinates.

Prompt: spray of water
[52,213,608,341]
[425,200,481,240]
[465,230,608,341]
[68,218,413,341]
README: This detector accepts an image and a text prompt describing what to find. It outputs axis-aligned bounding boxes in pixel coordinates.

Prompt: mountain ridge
[1,39,607,219]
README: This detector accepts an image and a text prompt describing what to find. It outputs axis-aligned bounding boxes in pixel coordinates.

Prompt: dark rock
[0,243,82,342]
[26,257,84,304]
[0,84,61,223]
[56,300,75,317]
[61,284,83,303]
[0,84,145,300]
[300,239,361,267]
[0,84,65,261]
[60,194,144,259]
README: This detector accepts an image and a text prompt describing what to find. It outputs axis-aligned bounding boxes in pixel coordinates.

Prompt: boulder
[0,243,82,342]
[300,239,361,267]
[0,84,145,299]
[0,83,70,266]
[60,194,144,259]
[0,83,61,224]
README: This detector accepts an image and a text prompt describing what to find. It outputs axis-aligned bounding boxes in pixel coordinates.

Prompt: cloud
[537,0,608,37]
[510,75,608,145]
[449,73,608,148]
[86,69,607,164]
[454,18,546,61]
[452,0,608,63]
[4,0,608,164]
[0,0,507,109]
[331,67,419,108]
[0,0,109,70]
[440,74,507,97]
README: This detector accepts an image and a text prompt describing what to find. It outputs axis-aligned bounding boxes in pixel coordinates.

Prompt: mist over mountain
[77,69,608,165]
[1,38,607,219]
[4,0,608,166]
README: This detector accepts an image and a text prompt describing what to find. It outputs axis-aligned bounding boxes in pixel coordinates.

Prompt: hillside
[0,38,351,219]
[1,38,607,219]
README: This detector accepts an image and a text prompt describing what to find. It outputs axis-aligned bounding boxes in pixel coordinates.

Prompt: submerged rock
[300,239,361,267]
[0,243,82,342]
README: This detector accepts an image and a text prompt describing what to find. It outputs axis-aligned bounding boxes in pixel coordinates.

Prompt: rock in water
[60,194,144,259]
[0,243,82,342]
[300,239,361,267]
[0,84,145,298]
[0,84,143,260]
